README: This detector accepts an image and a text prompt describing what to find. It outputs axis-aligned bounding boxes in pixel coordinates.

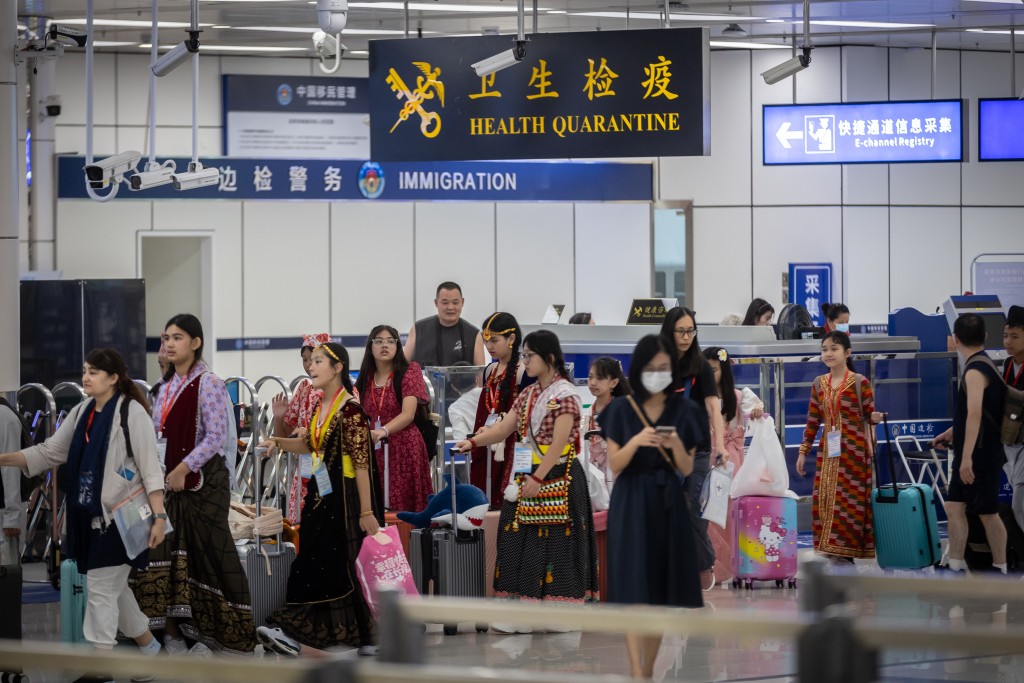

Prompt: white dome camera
[316,0,348,34]
[312,29,346,59]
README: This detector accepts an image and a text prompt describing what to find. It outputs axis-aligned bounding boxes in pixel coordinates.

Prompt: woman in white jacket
[0,349,167,682]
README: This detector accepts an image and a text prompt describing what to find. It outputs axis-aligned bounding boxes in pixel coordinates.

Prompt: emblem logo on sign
[385,62,445,138]
[358,162,385,199]
[277,84,293,106]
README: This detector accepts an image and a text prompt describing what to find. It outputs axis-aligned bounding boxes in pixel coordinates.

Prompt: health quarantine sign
[369,28,709,161]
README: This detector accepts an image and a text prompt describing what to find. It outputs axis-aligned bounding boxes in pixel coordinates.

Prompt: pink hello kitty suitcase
[730,496,798,589]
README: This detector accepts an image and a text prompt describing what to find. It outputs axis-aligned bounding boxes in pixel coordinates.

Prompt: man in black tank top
[933,314,1009,573]
[405,281,487,367]
[1002,305,1024,532]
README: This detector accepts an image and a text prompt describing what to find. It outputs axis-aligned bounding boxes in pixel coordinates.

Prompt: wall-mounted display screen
[979,98,1024,161]
[763,100,964,165]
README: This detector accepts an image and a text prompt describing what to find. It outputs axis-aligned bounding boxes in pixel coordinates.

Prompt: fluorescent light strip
[92,41,139,47]
[230,25,418,34]
[709,40,790,50]
[769,19,934,29]
[961,0,1023,4]
[570,11,765,23]
[348,2,546,11]
[966,28,1022,34]
[60,19,213,28]
[140,43,307,52]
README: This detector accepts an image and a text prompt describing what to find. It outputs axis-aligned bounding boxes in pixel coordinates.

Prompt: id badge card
[314,463,333,496]
[300,454,313,479]
[513,442,534,474]
[826,429,841,458]
[374,418,382,451]
[484,412,501,428]
[155,435,168,462]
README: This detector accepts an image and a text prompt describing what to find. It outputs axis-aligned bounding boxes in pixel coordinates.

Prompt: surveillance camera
[152,38,199,77]
[761,49,812,85]
[171,162,220,191]
[84,150,141,189]
[316,0,348,34]
[43,94,62,117]
[48,24,88,48]
[471,40,527,78]
[312,29,347,59]
[129,160,177,191]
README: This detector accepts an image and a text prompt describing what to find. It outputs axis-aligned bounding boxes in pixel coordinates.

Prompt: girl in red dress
[354,325,433,512]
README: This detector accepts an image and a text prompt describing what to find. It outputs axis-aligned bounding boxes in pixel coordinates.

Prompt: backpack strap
[120,398,135,463]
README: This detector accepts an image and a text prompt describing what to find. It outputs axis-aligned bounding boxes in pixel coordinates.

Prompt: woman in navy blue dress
[600,334,703,679]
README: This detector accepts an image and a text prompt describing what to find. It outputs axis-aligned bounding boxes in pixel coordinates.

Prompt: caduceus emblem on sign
[386,62,445,138]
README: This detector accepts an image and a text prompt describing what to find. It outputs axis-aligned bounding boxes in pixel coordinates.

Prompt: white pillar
[28,53,56,272]
[1,0,22,396]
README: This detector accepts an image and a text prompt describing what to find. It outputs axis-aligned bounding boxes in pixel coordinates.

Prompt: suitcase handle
[873,414,901,503]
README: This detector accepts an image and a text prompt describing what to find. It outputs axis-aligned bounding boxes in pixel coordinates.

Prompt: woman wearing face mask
[797,331,882,564]
[821,303,851,334]
[272,334,330,524]
[0,349,166,680]
[600,335,702,679]
[468,312,535,509]
[454,330,599,628]
[659,307,727,590]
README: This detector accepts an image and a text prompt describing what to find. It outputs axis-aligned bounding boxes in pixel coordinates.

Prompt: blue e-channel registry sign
[764,100,963,166]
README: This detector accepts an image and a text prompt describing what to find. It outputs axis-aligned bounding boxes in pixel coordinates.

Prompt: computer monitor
[943,295,1007,351]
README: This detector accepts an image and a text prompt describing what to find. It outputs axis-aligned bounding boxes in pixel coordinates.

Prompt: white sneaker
[162,636,187,656]
[186,643,213,659]
[256,626,300,657]
[491,623,518,634]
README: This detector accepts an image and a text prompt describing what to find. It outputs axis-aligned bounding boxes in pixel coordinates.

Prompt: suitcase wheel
[775,579,784,588]
[744,581,753,590]
[788,579,798,589]
[443,624,458,636]
[731,578,740,589]
[475,624,489,633]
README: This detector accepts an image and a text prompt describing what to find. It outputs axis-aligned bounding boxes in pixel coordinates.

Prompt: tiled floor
[11,561,1024,683]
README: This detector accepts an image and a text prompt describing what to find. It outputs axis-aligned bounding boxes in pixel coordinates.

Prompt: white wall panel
[55,200,152,278]
[751,49,841,207]
[751,207,843,316]
[960,208,1024,294]
[241,350,301,387]
[116,54,221,128]
[53,53,117,126]
[841,47,889,206]
[495,203,575,325]
[55,125,116,156]
[413,203,496,328]
[889,207,960,313]
[117,126,222,159]
[659,50,750,206]
[842,207,889,321]
[961,52,1024,206]
[574,203,650,326]
[691,207,751,321]
[220,56,313,76]
[213,351,243,386]
[153,201,243,339]
[330,202,415,334]
[242,202,330,337]
[889,163,961,207]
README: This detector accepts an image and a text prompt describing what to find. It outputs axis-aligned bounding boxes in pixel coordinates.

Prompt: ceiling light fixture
[348,2,546,11]
[721,23,747,36]
[60,18,213,28]
[230,25,416,34]
[769,19,934,29]
[570,11,766,23]
[141,43,308,52]
[710,40,789,50]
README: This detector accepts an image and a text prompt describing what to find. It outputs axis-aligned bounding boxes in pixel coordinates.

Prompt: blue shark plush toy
[396,474,488,530]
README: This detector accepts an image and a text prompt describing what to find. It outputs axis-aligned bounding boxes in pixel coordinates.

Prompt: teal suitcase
[871,417,941,569]
[60,558,88,643]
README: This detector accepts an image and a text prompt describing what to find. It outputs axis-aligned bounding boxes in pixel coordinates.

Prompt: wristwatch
[154,513,169,522]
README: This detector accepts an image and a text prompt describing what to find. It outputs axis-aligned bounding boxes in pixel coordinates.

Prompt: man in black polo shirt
[405,281,487,367]
[933,314,1009,573]
[1003,305,1024,532]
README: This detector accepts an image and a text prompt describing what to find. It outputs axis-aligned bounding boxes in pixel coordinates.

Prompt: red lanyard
[159,374,192,433]
[485,364,507,412]
[84,409,96,443]
[1005,361,1024,387]
[828,370,850,427]
[369,373,393,418]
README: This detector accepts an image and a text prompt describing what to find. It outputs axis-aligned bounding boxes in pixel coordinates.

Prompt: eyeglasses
[371,338,398,347]
[674,328,697,338]
[521,351,536,362]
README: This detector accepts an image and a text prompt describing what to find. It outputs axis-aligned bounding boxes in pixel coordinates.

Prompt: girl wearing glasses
[454,330,599,628]
[469,312,535,509]
[659,307,727,591]
[354,325,432,512]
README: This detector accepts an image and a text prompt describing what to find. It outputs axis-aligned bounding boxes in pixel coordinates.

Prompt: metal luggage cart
[892,434,949,508]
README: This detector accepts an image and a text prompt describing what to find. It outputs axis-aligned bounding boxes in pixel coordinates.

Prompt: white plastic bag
[730,416,790,498]
[700,461,734,528]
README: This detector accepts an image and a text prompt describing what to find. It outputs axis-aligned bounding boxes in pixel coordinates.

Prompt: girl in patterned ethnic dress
[797,331,883,563]
[454,330,599,629]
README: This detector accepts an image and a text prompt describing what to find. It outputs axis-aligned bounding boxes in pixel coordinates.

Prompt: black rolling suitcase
[964,503,1024,572]
[408,449,486,636]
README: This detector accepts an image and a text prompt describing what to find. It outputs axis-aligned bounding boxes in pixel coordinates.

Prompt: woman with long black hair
[0,349,166,678]
[130,313,257,655]
[257,342,385,656]
[659,307,727,590]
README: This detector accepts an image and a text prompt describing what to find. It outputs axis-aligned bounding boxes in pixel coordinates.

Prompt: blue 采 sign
[57,156,653,202]
[788,263,832,325]
[764,100,963,165]
[979,99,1024,161]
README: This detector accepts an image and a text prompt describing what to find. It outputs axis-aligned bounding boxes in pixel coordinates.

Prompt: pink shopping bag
[355,525,420,617]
